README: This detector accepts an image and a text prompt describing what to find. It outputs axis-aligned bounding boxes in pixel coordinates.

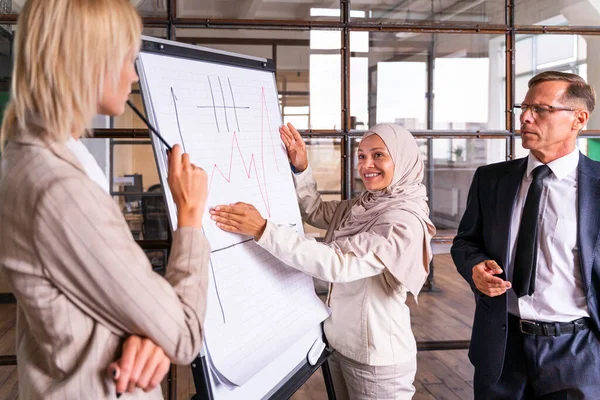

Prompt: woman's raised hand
[279,122,308,173]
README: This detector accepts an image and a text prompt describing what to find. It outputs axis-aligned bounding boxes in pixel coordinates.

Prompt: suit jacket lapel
[495,158,527,271]
[577,154,600,291]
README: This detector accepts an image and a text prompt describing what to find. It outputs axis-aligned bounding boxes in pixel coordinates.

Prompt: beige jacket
[0,133,210,399]
[257,167,424,366]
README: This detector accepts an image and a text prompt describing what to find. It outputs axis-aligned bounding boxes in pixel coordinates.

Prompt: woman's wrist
[254,219,268,241]
[177,208,203,229]
[294,162,308,173]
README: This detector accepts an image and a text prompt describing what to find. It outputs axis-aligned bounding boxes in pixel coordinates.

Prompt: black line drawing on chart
[218,77,229,132]
[170,87,186,152]
[209,257,226,323]
[202,76,249,133]
[207,76,220,133]
[211,238,253,254]
[171,82,249,147]
[228,78,241,131]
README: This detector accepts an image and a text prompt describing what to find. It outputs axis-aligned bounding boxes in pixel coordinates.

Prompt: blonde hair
[1,0,142,149]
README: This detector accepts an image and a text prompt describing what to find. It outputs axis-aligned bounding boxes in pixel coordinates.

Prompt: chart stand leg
[321,359,337,400]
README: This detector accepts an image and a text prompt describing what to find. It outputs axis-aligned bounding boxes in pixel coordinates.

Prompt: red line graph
[207,87,280,217]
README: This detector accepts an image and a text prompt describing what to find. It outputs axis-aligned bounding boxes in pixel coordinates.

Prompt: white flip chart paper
[138,49,330,389]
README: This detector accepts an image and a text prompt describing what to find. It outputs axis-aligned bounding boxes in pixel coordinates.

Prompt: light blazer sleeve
[293,166,341,229]
[33,177,210,364]
[257,221,385,282]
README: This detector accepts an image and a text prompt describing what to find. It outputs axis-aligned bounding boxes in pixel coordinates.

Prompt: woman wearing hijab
[210,122,435,399]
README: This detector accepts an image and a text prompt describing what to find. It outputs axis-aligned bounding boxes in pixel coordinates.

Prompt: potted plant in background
[453,146,464,162]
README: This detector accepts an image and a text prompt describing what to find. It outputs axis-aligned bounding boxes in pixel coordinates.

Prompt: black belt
[515,316,589,337]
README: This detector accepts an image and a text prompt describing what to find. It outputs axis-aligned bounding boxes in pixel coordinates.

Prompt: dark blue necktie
[512,164,552,298]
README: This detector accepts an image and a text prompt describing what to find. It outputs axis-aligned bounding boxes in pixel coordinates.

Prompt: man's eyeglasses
[514,103,576,117]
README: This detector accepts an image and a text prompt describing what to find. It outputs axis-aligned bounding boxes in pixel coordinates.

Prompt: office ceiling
[3,1,578,26]
[135,0,506,22]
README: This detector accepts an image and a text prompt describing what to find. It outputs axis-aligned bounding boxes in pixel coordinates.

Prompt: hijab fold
[327,123,436,296]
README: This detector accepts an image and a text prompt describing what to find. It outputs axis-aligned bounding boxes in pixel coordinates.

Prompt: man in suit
[452,71,600,399]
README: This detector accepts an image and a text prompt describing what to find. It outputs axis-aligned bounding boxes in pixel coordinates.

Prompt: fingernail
[116,393,122,398]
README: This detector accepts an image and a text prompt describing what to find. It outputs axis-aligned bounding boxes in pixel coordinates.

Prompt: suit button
[502,324,507,332]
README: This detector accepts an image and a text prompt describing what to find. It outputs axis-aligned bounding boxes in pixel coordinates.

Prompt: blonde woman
[0,0,210,398]
[211,123,435,399]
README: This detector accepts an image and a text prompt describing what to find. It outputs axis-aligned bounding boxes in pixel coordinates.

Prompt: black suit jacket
[451,153,600,388]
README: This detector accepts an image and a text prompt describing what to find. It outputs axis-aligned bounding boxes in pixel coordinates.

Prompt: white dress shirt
[507,148,589,322]
[66,137,110,193]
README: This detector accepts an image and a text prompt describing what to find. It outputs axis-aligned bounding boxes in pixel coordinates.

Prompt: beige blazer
[0,133,210,399]
[257,167,424,366]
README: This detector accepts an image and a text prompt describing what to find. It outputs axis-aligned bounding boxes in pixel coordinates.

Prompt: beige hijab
[331,123,436,296]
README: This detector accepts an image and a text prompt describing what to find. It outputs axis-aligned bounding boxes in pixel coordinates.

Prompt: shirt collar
[526,147,579,181]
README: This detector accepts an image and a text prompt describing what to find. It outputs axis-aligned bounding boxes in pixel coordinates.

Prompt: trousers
[328,351,416,400]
